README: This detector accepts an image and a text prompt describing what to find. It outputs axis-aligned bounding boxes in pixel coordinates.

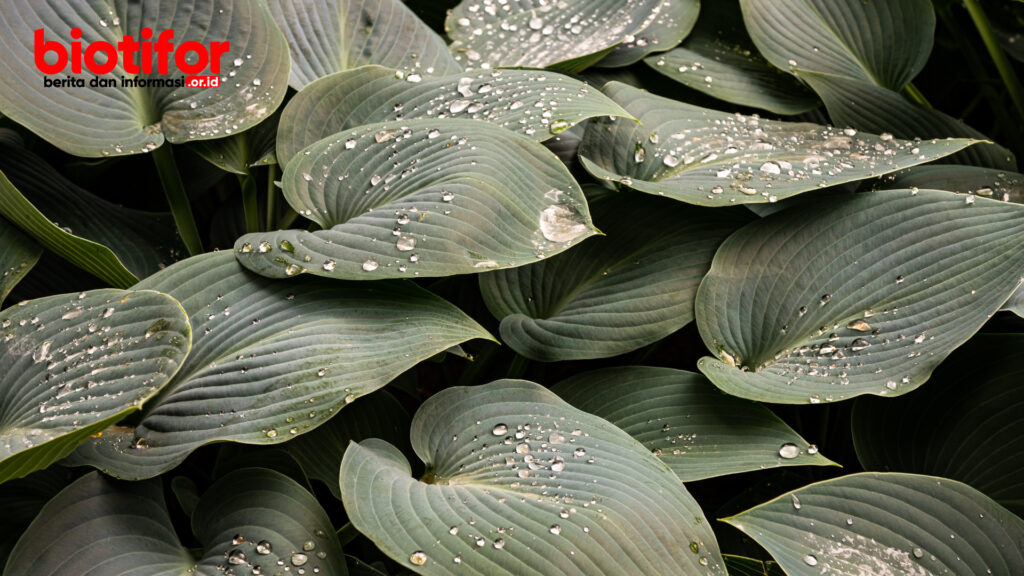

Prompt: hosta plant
[1,0,1023,574]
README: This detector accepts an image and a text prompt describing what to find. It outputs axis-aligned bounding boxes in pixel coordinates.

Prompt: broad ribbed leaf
[724,555,785,576]
[276,66,632,166]
[0,219,40,307]
[190,113,280,174]
[0,0,290,157]
[695,189,1024,404]
[852,335,1024,516]
[341,380,727,575]
[739,0,934,91]
[0,289,190,483]
[4,468,347,576]
[878,165,1024,202]
[286,390,412,500]
[0,139,181,286]
[0,467,73,568]
[269,0,460,89]
[236,119,596,280]
[446,0,664,72]
[724,473,1024,576]
[598,0,699,67]
[68,252,490,479]
[644,0,818,114]
[799,71,1015,170]
[479,193,750,361]
[579,83,974,206]
[552,367,836,481]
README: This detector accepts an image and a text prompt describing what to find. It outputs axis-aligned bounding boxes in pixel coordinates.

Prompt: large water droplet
[291,553,308,566]
[32,340,52,363]
[850,338,871,352]
[778,443,800,459]
[396,236,417,252]
[362,260,379,272]
[492,423,508,436]
[256,541,272,555]
[549,525,562,535]
[803,554,818,566]
[540,204,587,243]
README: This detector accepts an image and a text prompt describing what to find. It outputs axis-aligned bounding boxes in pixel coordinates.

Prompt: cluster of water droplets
[449,0,662,69]
[216,530,329,576]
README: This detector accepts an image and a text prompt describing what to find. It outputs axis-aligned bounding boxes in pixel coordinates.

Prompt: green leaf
[189,113,280,175]
[445,0,665,72]
[739,0,935,91]
[598,0,700,67]
[286,390,412,500]
[723,555,785,576]
[852,334,1024,516]
[0,140,182,286]
[275,66,632,167]
[4,468,347,576]
[579,83,975,206]
[479,193,750,361]
[0,0,290,157]
[68,252,491,479]
[724,472,1024,576]
[0,218,40,307]
[236,119,597,280]
[644,0,819,115]
[695,189,1024,404]
[0,289,190,483]
[269,0,461,90]
[340,379,727,575]
[552,367,836,481]
[798,71,1016,170]
[0,467,73,567]
[877,165,1024,202]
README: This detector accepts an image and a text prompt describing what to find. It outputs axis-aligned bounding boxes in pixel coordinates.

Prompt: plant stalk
[238,173,260,233]
[337,522,360,546]
[265,163,278,231]
[962,0,1024,120]
[901,83,932,108]
[152,144,203,255]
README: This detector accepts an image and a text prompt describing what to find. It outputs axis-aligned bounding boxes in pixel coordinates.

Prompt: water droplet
[540,204,587,243]
[322,260,336,271]
[850,338,871,352]
[493,538,506,549]
[846,319,871,332]
[345,139,357,149]
[302,540,316,551]
[239,242,253,253]
[803,554,818,566]
[913,548,924,559]
[791,494,802,509]
[32,340,52,363]
[233,57,243,66]
[573,447,587,458]
[529,16,543,30]
[449,526,459,535]
[450,100,471,114]
[759,161,781,175]
[663,154,680,167]
[396,236,417,252]
[550,120,570,134]
[228,550,247,565]
[252,78,261,86]
[266,430,278,438]
[549,525,561,535]
[779,443,800,459]
[548,432,566,444]
[291,553,308,566]
[492,423,508,436]
[256,541,272,555]
[441,190,455,202]
[362,260,379,272]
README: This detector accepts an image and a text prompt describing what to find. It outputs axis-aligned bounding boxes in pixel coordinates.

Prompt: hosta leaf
[275,66,632,166]
[723,555,785,576]
[0,0,290,157]
[269,0,460,90]
[552,367,836,481]
[739,0,935,91]
[598,0,700,68]
[695,189,1024,404]
[479,193,750,361]
[4,468,347,576]
[644,0,819,115]
[0,289,190,483]
[0,468,71,567]
[286,390,412,500]
[798,72,1016,170]
[878,165,1024,202]
[579,83,975,206]
[0,218,40,307]
[68,252,490,479]
[236,119,596,280]
[446,0,664,72]
[0,139,181,285]
[340,380,727,575]
[189,112,280,175]
[724,472,1024,576]
[852,335,1024,516]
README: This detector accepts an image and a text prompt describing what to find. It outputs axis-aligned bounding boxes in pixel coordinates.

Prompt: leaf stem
[238,173,260,233]
[336,522,360,546]
[901,83,932,109]
[265,163,278,231]
[152,144,203,255]
[962,0,1024,120]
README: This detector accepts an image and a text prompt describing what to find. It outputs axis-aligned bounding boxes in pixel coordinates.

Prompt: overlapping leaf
[695,189,1024,404]
[341,380,727,575]
[725,473,1024,576]
[4,468,347,576]
[190,113,280,174]
[644,0,818,114]
[68,252,490,479]
[552,367,835,481]
[275,66,631,166]
[0,289,190,483]
[446,0,664,72]
[269,0,460,89]
[579,83,974,206]
[236,119,596,280]
[0,0,290,156]
[852,335,1024,516]
[0,138,182,286]
[0,219,40,307]
[479,193,750,361]
[598,0,700,67]
[878,165,1024,202]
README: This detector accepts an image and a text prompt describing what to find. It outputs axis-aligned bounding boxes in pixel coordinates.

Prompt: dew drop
[778,443,800,459]
[850,338,871,352]
[290,553,308,567]
[492,423,508,436]
[540,204,587,243]
[803,554,818,566]
[846,319,871,332]
[256,541,272,555]
[227,550,247,565]
[396,236,417,252]
[549,525,561,535]
[362,260,379,272]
